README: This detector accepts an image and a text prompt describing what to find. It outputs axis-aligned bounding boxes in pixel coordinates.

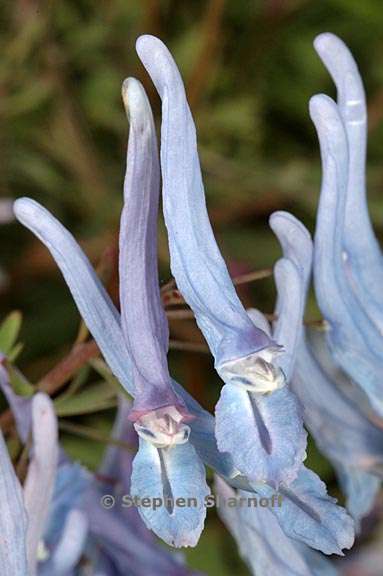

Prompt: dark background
[1,1,382,573]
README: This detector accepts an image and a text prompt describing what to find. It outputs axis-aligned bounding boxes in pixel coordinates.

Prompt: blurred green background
[1,1,383,573]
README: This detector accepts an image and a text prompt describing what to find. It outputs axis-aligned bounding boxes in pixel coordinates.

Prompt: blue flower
[84,396,203,575]
[135,34,307,488]
[12,31,356,564]
[292,33,383,530]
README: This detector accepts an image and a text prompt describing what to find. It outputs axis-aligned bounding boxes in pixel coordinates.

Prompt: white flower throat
[134,405,191,448]
[218,346,286,393]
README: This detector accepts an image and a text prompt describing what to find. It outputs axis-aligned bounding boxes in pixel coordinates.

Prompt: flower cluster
[0,30,381,576]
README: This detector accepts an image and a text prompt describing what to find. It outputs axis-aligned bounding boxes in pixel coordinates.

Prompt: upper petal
[309,94,383,414]
[314,33,383,329]
[136,34,274,367]
[119,77,181,417]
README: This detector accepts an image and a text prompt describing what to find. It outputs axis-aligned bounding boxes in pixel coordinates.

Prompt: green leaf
[0,312,22,355]
[8,365,35,397]
[54,381,117,416]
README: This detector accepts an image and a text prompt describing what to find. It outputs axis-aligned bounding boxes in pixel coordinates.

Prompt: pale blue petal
[14,198,134,396]
[131,438,209,547]
[314,33,383,330]
[292,330,383,475]
[172,379,237,479]
[44,509,88,576]
[44,461,91,547]
[23,393,59,575]
[269,211,313,379]
[309,95,383,414]
[0,429,28,575]
[335,466,380,530]
[272,258,304,380]
[215,383,306,486]
[310,93,382,353]
[269,211,313,290]
[254,465,354,555]
[136,34,274,367]
[215,476,314,576]
[119,78,181,418]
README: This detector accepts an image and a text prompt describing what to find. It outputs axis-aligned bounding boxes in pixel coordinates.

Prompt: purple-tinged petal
[23,392,59,575]
[335,466,380,531]
[247,308,272,336]
[314,33,383,331]
[0,358,32,442]
[215,383,306,486]
[309,95,383,414]
[215,476,318,576]
[136,34,274,367]
[119,78,182,420]
[0,429,28,575]
[254,465,354,555]
[130,438,209,547]
[13,198,134,396]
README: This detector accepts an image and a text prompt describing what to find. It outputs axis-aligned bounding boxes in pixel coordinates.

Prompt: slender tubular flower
[135,34,306,487]
[119,77,209,547]
[309,36,383,417]
[285,33,383,530]
[118,77,189,433]
[314,33,383,332]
